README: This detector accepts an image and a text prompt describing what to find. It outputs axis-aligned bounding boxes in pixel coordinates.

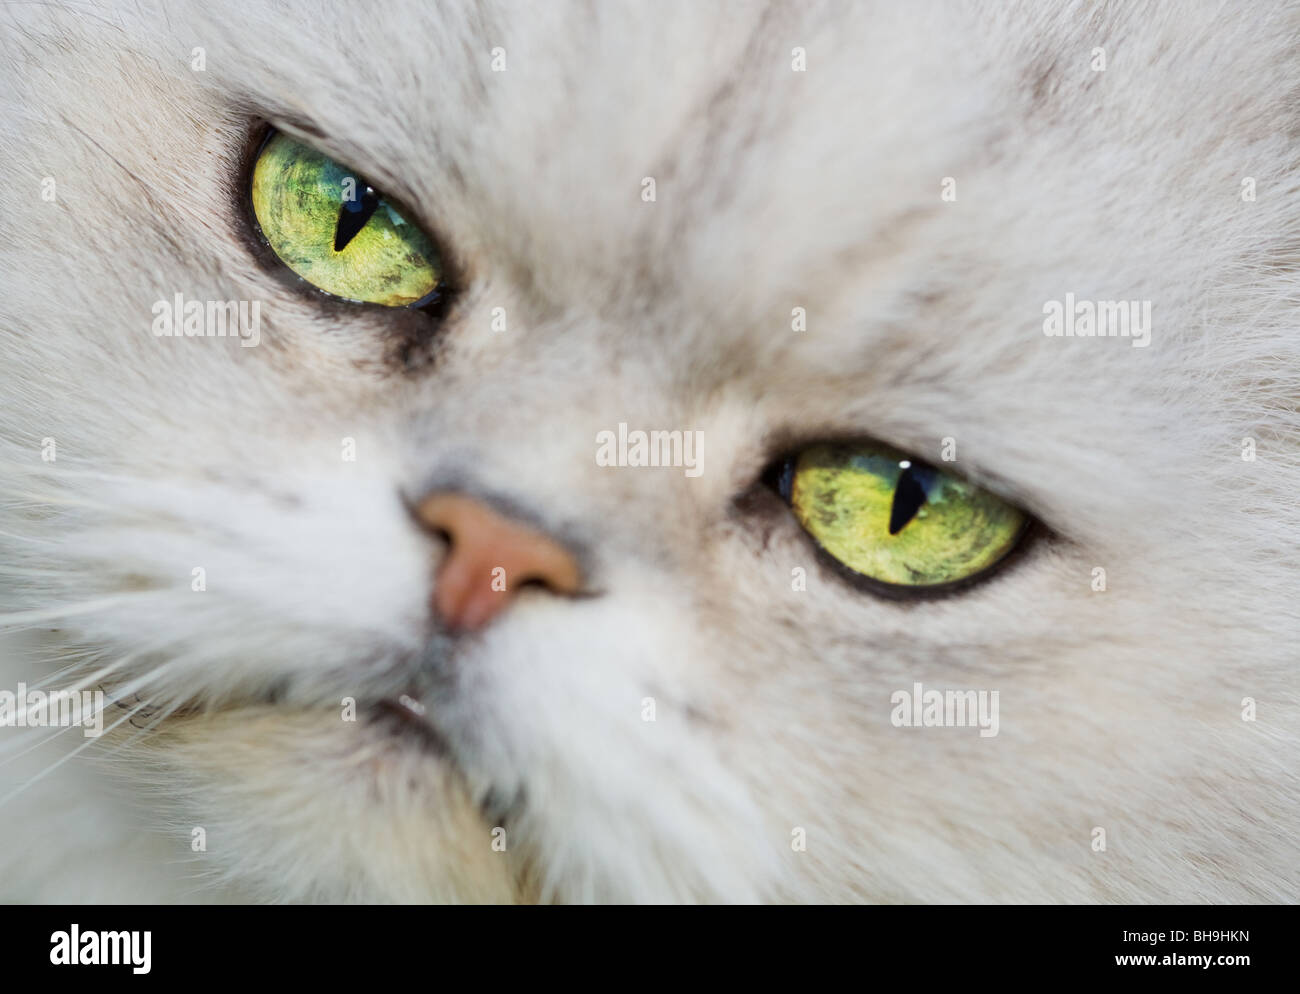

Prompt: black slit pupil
[334,185,381,252]
[888,465,929,535]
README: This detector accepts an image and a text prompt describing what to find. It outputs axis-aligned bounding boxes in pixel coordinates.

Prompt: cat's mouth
[368,691,526,834]
[370,692,453,757]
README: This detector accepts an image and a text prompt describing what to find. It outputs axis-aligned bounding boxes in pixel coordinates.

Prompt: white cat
[0,0,1297,903]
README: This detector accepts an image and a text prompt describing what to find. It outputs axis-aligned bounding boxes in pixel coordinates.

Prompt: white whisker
[0,706,137,810]
[0,596,136,628]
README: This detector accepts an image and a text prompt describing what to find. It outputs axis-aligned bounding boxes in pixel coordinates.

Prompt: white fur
[0,0,1297,902]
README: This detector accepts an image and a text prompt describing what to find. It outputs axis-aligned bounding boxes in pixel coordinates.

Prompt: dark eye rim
[241,124,458,321]
[761,444,1039,601]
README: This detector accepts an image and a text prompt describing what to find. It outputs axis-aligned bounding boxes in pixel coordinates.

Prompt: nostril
[403,492,453,546]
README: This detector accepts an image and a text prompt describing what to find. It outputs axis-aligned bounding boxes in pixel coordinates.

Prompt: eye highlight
[250,131,443,307]
[780,442,1028,591]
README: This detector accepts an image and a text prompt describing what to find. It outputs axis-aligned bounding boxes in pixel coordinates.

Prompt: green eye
[250,132,443,307]
[786,442,1028,589]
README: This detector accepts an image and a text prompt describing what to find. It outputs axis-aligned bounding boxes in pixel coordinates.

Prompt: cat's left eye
[249,131,444,307]
[774,441,1029,593]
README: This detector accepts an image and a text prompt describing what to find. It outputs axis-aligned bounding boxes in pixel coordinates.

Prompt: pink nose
[414,494,581,632]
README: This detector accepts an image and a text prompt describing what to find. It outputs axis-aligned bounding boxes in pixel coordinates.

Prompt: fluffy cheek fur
[133,710,518,904]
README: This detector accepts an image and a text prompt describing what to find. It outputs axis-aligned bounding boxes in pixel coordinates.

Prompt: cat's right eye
[250,131,445,308]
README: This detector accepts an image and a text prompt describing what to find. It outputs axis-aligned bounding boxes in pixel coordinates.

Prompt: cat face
[1,0,1297,902]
